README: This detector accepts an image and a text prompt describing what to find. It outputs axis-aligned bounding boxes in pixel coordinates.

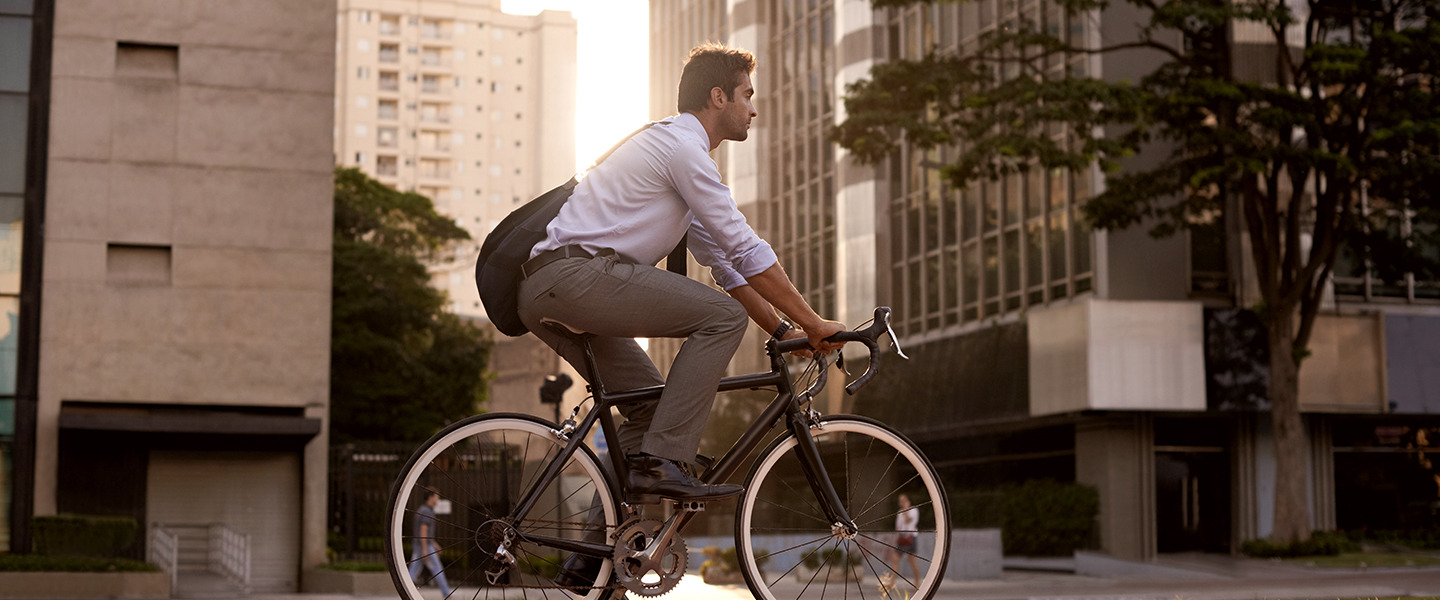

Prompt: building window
[873,1,1095,337]
[377,155,398,176]
[377,127,398,148]
[378,43,399,63]
[377,99,397,120]
[379,15,400,35]
[356,10,371,23]
[378,71,399,91]
[356,66,369,79]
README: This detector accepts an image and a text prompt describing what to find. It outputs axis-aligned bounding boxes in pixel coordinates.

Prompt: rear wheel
[386,413,618,600]
[735,416,950,600]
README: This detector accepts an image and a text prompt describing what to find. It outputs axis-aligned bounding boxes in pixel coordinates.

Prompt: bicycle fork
[787,411,859,537]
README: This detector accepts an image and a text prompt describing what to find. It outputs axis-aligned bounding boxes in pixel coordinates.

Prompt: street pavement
[31,556,1440,600]
[249,560,1440,600]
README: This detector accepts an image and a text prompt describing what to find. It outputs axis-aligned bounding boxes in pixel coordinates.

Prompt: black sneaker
[625,453,743,503]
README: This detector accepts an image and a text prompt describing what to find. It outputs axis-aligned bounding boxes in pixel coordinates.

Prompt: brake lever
[884,318,909,359]
[835,349,848,377]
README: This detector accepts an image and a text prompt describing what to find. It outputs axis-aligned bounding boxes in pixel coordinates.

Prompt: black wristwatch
[771,320,792,340]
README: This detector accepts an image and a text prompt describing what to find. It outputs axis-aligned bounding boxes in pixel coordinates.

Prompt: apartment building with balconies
[334,0,576,319]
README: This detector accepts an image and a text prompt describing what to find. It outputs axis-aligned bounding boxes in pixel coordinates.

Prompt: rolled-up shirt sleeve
[687,222,776,290]
[668,142,778,287]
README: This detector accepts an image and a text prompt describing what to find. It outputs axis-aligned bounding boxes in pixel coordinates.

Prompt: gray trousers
[517,254,748,462]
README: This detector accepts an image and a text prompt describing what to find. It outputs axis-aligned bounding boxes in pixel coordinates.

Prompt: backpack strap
[581,120,688,276]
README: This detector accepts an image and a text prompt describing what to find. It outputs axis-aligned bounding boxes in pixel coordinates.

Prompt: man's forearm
[726,283,782,333]
[743,263,825,330]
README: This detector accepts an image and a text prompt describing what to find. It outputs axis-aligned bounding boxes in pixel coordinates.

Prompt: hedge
[950,480,1099,557]
[0,554,158,572]
[31,515,138,558]
[1241,531,1359,558]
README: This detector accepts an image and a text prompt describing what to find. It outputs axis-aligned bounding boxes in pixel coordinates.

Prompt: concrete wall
[1076,416,1155,560]
[39,0,335,571]
[1029,299,1207,416]
[1299,313,1386,413]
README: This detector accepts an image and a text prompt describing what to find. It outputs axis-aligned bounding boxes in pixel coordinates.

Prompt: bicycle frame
[505,334,855,562]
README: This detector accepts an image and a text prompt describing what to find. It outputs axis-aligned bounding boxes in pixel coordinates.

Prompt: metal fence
[328,442,413,562]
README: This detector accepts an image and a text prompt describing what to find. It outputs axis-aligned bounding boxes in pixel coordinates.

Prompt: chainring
[610,519,687,597]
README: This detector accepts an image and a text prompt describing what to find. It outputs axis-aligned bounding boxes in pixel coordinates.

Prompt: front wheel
[736,416,950,600]
[386,413,618,600]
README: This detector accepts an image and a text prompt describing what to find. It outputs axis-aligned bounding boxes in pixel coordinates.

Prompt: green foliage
[949,489,1006,529]
[837,0,1440,329]
[801,547,861,570]
[0,554,158,573]
[319,561,387,572]
[1241,530,1358,558]
[516,555,562,579]
[31,515,138,558]
[950,481,1098,556]
[700,545,763,577]
[1000,480,1099,556]
[1344,528,1440,551]
[331,168,493,442]
[841,0,1440,544]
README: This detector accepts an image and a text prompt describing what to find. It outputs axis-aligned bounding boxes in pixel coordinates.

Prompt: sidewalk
[62,556,1440,600]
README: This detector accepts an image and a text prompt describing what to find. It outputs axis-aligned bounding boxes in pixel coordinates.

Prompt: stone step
[174,571,247,599]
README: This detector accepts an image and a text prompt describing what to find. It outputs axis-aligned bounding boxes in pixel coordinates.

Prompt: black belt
[522,245,610,279]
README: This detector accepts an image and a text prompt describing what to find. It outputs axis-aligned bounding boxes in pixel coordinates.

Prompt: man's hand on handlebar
[804,320,847,355]
[778,328,814,358]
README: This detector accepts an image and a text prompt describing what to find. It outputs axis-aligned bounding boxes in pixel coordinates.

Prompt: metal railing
[148,524,179,591]
[210,524,251,593]
[152,522,251,594]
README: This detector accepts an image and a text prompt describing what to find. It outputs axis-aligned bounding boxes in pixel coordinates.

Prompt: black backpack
[475,123,659,336]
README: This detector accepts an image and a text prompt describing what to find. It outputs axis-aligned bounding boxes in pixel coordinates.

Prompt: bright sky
[500,0,650,172]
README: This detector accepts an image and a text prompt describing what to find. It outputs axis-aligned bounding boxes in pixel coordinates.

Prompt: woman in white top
[889,493,921,582]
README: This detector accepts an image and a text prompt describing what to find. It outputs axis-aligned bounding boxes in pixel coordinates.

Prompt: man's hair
[677,43,756,113]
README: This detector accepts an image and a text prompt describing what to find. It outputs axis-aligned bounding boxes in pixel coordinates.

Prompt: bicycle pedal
[675,500,705,512]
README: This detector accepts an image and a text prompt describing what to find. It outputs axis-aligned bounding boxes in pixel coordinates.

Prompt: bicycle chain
[478,517,634,594]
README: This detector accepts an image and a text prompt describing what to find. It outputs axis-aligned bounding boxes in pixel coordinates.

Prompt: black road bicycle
[386,307,951,600]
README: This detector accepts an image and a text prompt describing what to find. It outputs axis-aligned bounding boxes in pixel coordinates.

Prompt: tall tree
[836,0,1439,542]
[331,167,493,442]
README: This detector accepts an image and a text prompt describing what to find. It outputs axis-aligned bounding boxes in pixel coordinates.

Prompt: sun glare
[500,0,651,172]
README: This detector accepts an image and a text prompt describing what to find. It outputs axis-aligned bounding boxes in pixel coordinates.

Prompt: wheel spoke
[738,420,946,600]
[387,417,616,600]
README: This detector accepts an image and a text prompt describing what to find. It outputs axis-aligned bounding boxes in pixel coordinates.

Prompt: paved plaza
[111,553,1440,600]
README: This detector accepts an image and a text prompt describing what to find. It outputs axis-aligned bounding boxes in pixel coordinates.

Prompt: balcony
[379,19,400,36]
[420,22,451,41]
[377,106,398,120]
[376,157,398,176]
[378,76,399,92]
[420,53,451,69]
[378,49,399,64]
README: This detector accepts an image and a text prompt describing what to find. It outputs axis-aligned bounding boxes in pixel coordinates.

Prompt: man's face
[720,73,757,142]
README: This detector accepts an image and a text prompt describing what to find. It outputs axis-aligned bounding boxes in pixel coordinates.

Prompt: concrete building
[333,0,576,322]
[3,0,335,593]
[649,0,1440,557]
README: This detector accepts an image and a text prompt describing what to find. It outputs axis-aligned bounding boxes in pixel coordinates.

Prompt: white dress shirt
[531,112,778,290]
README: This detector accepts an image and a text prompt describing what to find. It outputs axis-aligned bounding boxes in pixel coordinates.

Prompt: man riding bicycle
[517,41,843,515]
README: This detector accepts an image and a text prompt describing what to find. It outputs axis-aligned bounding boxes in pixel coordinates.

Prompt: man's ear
[709,85,727,109]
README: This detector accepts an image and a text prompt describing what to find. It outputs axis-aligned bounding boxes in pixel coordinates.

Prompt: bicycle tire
[386,413,618,600]
[735,415,951,600]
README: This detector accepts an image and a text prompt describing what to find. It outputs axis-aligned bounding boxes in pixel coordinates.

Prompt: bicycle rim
[386,413,617,600]
[737,416,950,600]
